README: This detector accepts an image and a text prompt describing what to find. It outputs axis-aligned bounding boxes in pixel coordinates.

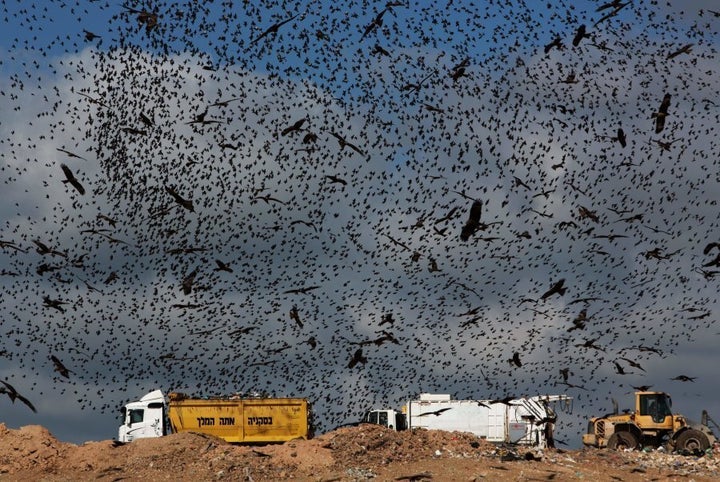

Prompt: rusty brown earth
[1,422,719,481]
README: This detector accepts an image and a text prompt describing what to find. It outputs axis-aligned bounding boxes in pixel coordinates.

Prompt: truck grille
[597,420,605,438]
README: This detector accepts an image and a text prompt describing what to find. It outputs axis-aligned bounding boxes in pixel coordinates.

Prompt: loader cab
[118,389,167,442]
[636,392,673,428]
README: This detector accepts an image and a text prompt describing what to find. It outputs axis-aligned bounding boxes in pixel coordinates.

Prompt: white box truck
[363,393,571,448]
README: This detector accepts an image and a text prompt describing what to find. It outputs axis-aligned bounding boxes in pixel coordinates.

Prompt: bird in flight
[572,25,590,47]
[666,43,693,60]
[541,279,567,300]
[83,30,101,41]
[671,375,696,382]
[544,36,562,54]
[284,285,320,294]
[50,355,72,378]
[652,93,671,134]
[165,186,194,212]
[460,199,482,241]
[281,118,307,136]
[60,164,85,195]
[330,131,366,156]
[324,175,347,186]
[57,147,88,161]
[43,295,68,312]
[0,380,36,413]
[416,407,453,417]
[123,4,159,32]
[347,348,367,368]
[289,306,303,328]
[248,13,299,46]
[214,260,233,273]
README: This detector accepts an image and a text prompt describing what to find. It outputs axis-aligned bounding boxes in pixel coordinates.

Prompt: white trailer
[363,393,571,448]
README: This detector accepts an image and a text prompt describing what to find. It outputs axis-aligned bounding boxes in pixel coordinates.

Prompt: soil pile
[1,422,719,481]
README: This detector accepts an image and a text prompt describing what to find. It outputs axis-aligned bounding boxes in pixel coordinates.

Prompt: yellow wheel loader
[583,391,716,452]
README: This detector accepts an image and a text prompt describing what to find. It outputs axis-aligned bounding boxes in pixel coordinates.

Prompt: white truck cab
[118,389,167,442]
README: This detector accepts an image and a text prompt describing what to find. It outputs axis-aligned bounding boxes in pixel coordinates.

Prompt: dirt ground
[1,423,719,481]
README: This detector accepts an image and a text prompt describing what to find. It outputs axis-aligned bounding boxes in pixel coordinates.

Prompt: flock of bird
[1,0,720,443]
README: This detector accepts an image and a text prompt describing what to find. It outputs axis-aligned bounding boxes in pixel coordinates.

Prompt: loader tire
[607,431,638,450]
[675,429,710,452]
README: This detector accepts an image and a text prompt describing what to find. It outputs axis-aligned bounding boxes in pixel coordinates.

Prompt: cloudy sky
[1,0,720,447]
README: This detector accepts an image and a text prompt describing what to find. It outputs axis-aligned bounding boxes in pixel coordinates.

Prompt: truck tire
[607,431,638,450]
[675,429,710,452]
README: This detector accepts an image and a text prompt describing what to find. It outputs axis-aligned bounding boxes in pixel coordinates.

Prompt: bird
[666,43,693,60]
[616,127,627,147]
[540,279,566,300]
[60,164,85,195]
[575,338,605,351]
[371,44,391,57]
[248,13,299,46]
[594,1,630,26]
[209,97,241,108]
[416,407,452,417]
[252,193,286,205]
[214,260,233,273]
[284,285,320,295]
[32,239,66,257]
[324,175,347,186]
[347,348,367,369]
[449,58,470,81]
[649,138,680,151]
[572,25,590,47]
[671,375,696,382]
[330,131,366,156]
[289,306,303,328]
[596,0,625,12]
[186,107,223,125]
[83,30,101,41]
[57,147,88,161]
[544,36,562,54]
[122,4,158,32]
[460,200,482,241]
[652,93,671,134]
[567,309,588,332]
[508,352,522,368]
[181,268,198,295]
[632,385,652,392]
[379,313,395,326]
[165,186,194,212]
[620,357,646,372]
[613,361,628,375]
[281,118,307,136]
[139,112,154,127]
[50,355,72,378]
[360,8,388,41]
[43,295,68,313]
[0,380,36,413]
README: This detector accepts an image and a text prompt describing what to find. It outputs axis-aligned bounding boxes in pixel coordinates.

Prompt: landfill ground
[1,422,719,481]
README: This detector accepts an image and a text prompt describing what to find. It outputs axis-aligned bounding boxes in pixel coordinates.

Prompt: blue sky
[2,0,720,447]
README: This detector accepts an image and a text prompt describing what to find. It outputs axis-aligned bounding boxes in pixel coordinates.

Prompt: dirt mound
[2,422,720,481]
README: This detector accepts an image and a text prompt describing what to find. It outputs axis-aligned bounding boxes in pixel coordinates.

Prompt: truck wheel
[675,429,710,452]
[607,431,638,450]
